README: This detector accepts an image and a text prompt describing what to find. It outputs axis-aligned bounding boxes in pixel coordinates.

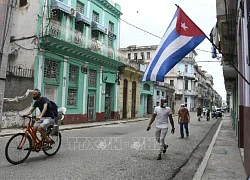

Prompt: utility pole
[0,0,16,132]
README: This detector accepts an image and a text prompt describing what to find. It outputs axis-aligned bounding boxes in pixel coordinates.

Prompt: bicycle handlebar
[21,115,36,119]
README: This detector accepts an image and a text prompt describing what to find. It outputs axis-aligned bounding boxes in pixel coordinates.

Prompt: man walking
[197,104,202,121]
[146,99,175,160]
[178,104,190,138]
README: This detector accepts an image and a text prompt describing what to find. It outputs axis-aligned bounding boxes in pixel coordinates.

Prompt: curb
[0,118,149,137]
[0,115,178,137]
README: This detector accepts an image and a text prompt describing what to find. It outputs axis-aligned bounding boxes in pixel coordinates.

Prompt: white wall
[9,0,40,68]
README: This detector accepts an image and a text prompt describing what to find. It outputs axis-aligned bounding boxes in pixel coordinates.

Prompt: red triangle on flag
[176,8,205,37]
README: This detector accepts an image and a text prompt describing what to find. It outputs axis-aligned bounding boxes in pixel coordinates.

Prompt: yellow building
[118,66,143,119]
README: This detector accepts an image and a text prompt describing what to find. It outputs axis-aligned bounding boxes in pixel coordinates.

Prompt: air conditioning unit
[69,8,76,17]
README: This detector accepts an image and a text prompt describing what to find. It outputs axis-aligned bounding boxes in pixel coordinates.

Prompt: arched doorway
[131,81,137,118]
[123,79,128,118]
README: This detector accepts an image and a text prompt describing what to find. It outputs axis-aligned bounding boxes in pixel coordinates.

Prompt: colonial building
[165,51,197,111]
[119,45,156,118]
[216,0,250,174]
[118,65,142,119]
[7,0,127,124]
[153,82,175,112]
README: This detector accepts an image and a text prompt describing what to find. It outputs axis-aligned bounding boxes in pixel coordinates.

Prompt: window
[108,21,114,32]
[76,2,84,14]
[141,52,144,60]
[67,65,79,107]
[162,91,165,97]
[156,91,160,96]
[92,30,99,40]
[128,53,131,60]
[44,59,60,84]
[67,89,78,106]
[75,22,83,32]
[185,80,188,90]
[134,53,137,60]
[185,97,187,107]
[50,9,61,22]
[143,83,150,90]
[92,11,99,22]
[147,52,150,59]
[20,0,28,7]
[185,64,188,73]
[88,69,97,87]
[69,65,79,85]
[170,80,174,86]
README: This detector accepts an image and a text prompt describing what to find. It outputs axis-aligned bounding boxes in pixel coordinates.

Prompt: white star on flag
[181,22,188,31]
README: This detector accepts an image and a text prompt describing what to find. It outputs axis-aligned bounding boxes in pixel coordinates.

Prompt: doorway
[123,80,128,118]
[131,81,136,118]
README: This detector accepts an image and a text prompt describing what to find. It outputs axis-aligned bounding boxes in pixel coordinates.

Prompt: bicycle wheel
[5,133,32,165]
[43,132,62,156]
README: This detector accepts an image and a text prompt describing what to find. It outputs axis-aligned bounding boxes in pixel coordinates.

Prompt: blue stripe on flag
[155,35,205,81]
[145,29,180,81]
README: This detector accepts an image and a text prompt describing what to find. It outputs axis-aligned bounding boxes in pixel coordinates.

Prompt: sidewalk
[0,117,151,137]
[193,114,247,180]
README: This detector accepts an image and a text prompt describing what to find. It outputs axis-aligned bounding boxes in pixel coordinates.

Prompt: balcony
[184,90,198,96]
[43,21,136,67]
[155,82,175,91]
[178,72,196,80]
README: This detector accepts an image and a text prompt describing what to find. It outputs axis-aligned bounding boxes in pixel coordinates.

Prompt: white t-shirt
[154,106,172,128]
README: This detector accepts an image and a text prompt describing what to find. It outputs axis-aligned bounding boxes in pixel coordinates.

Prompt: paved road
[0,112,220,180]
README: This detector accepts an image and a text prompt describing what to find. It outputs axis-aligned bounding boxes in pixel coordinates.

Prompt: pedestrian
[197,104,202,121]
[206,107,210,121]
[203,106,206,117]
[146,99,175,160]
[178,104,190,138]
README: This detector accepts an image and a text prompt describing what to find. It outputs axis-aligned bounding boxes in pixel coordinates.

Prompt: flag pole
[204,35,250,86]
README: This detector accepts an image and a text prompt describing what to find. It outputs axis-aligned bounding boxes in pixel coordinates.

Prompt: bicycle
[5,107,66,165]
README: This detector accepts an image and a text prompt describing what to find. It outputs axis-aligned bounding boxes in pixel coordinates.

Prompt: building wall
[139,82,154,117]
[118,69,141,119]
[3,0,123,125]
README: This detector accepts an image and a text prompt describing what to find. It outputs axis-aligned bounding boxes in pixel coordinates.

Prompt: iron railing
[44,21,139,69]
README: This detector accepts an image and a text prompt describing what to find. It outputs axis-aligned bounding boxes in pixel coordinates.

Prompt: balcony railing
[44,21,137,68]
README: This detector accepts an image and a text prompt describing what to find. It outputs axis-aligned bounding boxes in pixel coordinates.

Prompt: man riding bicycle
[25,89,55,144]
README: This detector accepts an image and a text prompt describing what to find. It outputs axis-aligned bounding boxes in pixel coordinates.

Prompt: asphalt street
[0,112,220,180]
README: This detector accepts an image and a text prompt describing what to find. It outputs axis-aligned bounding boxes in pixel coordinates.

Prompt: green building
[139,82,154,117]
[9,0,124,124]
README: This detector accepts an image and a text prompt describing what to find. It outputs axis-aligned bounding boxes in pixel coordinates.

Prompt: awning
[91,21,107,34]
[51,0,71,14]
[76,12,91,26]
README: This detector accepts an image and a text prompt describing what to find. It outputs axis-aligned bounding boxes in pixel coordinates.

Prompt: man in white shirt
[147,99,175,160]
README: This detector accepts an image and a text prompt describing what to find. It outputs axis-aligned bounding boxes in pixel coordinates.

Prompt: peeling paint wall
[1,104,32,128]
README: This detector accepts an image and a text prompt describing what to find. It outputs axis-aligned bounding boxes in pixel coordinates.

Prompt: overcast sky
[114,0,226,101]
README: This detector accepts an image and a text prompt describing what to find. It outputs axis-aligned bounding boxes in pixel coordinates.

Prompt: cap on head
[181,104,185,107]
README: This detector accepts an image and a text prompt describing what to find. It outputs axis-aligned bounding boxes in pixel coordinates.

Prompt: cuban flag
[141,7,206,82]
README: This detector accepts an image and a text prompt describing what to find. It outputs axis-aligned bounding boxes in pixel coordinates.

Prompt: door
[87,95,95,121]
[123,80,128,118]
[147,95,153,114]
[105,83,112,120]
[131,81,136,118]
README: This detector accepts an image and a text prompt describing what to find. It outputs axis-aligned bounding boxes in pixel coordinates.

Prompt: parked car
[212,108,222,118]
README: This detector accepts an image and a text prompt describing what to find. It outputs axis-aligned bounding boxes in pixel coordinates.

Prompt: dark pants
[180,122,189,138]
